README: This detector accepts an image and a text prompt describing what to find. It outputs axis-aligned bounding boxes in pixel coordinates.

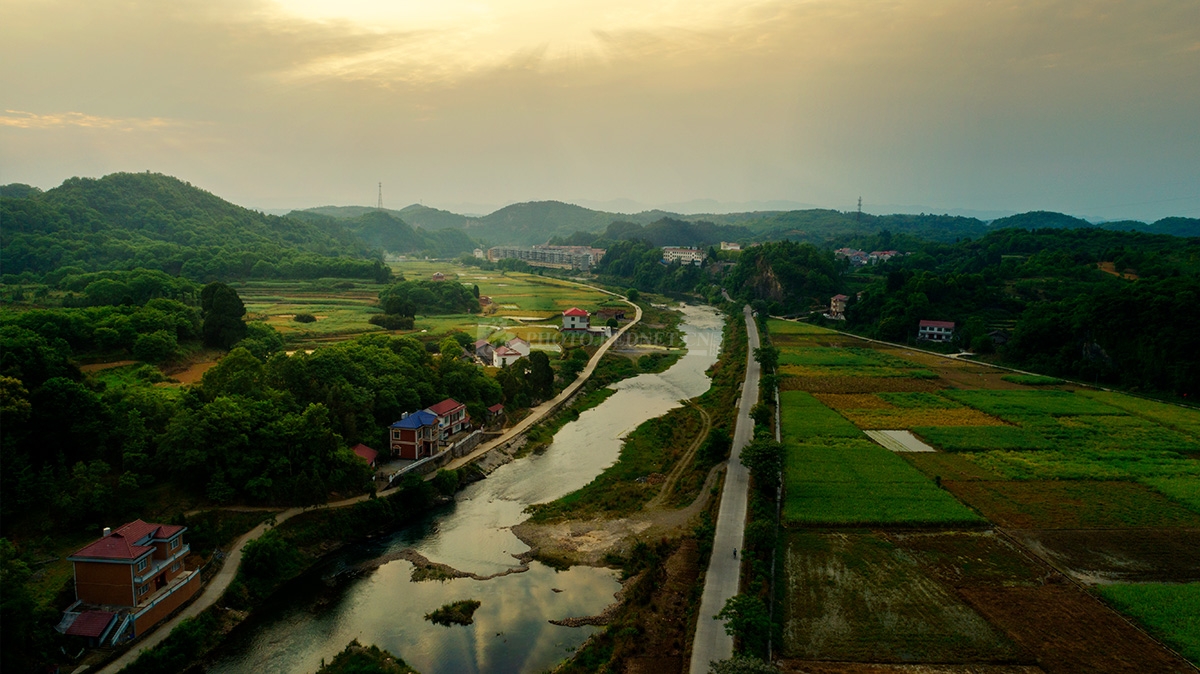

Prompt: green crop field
[1139,477,1200,513]
[767,318,834,335]
[879,392,963,409]
[1077,390,1200,437]
[913,426,1056,451]
[944,389,1128,418]
[783,439,983,525]
[1098,583,1200,664]
[779,390,864,438]
[966,447,1200,482]
[1000,374,1065,386]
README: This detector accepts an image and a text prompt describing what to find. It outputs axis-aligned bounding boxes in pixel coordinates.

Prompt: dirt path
[646,402,712,509]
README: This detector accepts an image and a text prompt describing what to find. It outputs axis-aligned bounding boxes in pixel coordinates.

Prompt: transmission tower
[856,196,862,222]
[377,182,383,210]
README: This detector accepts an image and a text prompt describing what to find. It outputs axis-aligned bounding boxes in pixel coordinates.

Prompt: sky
[2,0,1198,220]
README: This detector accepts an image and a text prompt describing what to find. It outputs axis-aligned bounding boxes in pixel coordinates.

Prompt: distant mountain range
[299,201,1200,248]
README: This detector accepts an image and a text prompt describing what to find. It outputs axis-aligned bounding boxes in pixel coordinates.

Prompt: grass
[1077,390,1200,437]
[1001,374,1065,386]
[779,390,864,438]
[425,599,482,626]
[1140,477,1200,513]
[967,448,1200,481]
[526,403,707,521]
[1011,414,1200,454]
[1098,583,1200,664]
[783,439,984,525]
[943,389,1127,418]
[767,318,833,335]
[912,426,1056,451]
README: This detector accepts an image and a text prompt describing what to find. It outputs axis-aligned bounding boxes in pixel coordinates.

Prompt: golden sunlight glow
[270,0,767,82]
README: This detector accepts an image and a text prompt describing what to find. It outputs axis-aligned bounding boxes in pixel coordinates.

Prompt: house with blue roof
[390,409,439,459]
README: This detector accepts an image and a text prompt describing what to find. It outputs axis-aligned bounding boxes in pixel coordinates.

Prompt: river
[207,304,725,674]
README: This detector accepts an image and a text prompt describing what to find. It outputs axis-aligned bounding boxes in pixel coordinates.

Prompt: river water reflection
[207,304,724,674]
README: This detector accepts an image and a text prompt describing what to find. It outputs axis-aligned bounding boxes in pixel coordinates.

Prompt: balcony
[133,544,190,585]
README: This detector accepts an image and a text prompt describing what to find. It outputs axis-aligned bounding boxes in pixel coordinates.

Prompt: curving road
[688,305,761,674]
[93,287,642,674]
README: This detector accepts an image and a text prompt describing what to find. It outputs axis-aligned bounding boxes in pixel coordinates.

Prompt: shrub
[369,314,415,330]
[292,312,317,323]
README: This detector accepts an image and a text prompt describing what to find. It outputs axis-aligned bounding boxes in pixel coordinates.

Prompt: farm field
[767,317,1200,671]
[1097,583,1200,663]
[233,262,619,347]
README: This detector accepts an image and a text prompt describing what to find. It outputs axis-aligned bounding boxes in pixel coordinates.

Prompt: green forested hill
[288,209,477,257]
[1,173,389,281]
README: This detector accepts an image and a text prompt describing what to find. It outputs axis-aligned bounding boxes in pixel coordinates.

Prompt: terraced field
[766,318,1200,672]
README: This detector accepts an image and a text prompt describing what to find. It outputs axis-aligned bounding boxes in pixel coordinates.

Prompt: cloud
[0,110,187,131]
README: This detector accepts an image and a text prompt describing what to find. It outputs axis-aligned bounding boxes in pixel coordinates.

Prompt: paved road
[94,288,642,674]
[688,305,761,674]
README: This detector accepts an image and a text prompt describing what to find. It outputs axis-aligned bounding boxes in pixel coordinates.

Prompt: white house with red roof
[63,519,200,641]
[918,319,955,341]
[506,337,530,357]
[562,307,590,331]
[493,345,523,367]
[426,397,470,440]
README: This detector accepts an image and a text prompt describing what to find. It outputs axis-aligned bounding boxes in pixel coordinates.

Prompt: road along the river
[688,305,761,673]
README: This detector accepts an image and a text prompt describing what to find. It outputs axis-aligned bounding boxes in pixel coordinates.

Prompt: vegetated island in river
[316,639,420,673]
[425,599,482,626]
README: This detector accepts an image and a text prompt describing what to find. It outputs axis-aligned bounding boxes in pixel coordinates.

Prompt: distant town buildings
[835,248,902,267]
[720,241,742,251]
[918,320,955,342]
[662,247,705,265]
[487,245,606,271]
[473,248,485,259]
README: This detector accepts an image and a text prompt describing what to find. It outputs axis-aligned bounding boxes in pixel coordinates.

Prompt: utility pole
[377,182,383,210]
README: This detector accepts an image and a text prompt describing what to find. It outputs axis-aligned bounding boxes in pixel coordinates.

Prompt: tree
[626,287,640,301]
[740,438,783,489]
[528,351,554,400]
[201,282,247,349]
[715,594,771,658]
[133,329,177,363]
[752,345,779,372]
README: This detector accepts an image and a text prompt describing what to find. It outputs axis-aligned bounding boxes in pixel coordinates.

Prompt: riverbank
[513,303,751,673]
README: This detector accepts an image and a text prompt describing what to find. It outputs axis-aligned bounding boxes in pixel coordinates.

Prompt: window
[136,558,148,573]
[392,430,401,440]
[171,561,181,573]
[138,584,149,596]
[170,537,180,550]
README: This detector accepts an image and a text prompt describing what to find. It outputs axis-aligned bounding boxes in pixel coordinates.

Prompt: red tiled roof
[70,519,183,560]
[66,610,115,638]
[919,320,955,329]
[427,398,464,416]
[493,346,520,357]
[563,307,589,317]
[352,443,378,464]
[832,294,849,300]
[487,403,505,413]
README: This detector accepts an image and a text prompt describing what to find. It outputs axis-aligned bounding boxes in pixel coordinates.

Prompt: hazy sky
[2,0,1198,219]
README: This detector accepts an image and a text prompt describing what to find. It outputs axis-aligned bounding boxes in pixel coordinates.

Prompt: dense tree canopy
[378,279,479,315]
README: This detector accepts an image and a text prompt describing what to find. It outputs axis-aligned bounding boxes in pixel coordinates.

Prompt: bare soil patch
[959,584,1195,673]
[884,530,1046,589]
[1007,528,1200,584]
[904,453,1007,482]
[781,664,1045,674]
[167,359,218,385]
[781,531,1024,663]
[79,359,138,372]
[942,480,1200,529]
